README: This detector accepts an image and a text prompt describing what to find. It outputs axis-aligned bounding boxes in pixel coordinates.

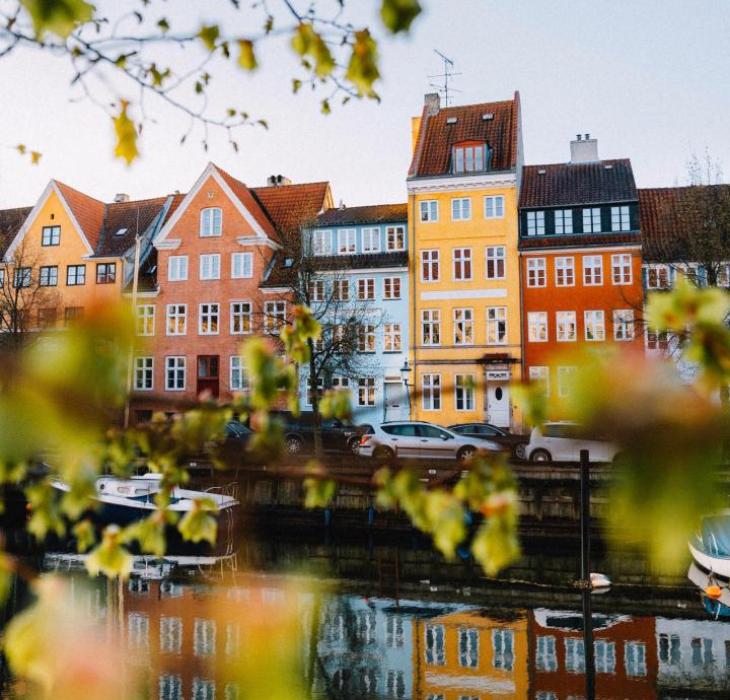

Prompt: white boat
[688,513,730,579]
[50,473,239,526]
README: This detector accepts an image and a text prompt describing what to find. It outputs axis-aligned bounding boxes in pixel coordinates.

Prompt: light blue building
[299,203,410,425]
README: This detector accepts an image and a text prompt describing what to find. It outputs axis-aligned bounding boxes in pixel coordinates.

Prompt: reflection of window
[536,635,557,671]
[160,616,182,654]
[425,624,445,665]
[386,616,404,648]
[690,637,714,667]
[194,619,216,657]
[128,612,149,649]
[386,669,405,699]
[565,637,585,674]
[658,632,681,665]
[355,610,376,645]
[458,627,479,668]
[493,629,514,671]
[159,674,183,700]
[191,678,216,700]
[595,640,616,673]
[224,683,240,700]
[625,641,647,676]
[225,622,240,656]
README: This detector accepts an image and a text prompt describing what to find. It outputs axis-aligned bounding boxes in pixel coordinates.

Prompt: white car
[525,422,619,463]
[358,421,503,463]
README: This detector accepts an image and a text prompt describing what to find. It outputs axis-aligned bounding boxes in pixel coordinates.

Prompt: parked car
[448,422,528,459]
[525,421,619,463]
[358,421,503,464]
[269,411,368,455]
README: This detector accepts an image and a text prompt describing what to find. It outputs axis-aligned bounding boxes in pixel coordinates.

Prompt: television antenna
[428,49,462,106]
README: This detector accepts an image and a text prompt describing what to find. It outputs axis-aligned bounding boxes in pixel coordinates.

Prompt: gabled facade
[296,203,409,424]
[519,139,644,405]
[407,92,524,429]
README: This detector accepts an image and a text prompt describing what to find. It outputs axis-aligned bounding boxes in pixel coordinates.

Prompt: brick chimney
[424,92,440,116]
[570,134,599,163]
[266,174,292,187]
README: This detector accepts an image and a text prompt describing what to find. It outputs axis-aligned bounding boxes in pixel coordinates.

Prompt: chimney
[266,174,292,187]
[570,134,599,163]
[114,193,130,203]
[424,92,440,116]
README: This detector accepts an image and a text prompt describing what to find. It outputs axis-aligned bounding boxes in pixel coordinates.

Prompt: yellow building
[407,93,524,429]
[412,609,529,700]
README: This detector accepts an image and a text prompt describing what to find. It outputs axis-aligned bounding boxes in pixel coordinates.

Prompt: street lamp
[400,359,413,417]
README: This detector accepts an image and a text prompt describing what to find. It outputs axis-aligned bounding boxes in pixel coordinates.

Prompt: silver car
[358,421,503,463]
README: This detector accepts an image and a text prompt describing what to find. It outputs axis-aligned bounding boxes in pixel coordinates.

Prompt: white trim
[520,245,641,256]
[421,288,507,301]
[316,266,408,276]
[407,171,516,194]
[156,239,182,251]
[4,180,95,261]
[236,235,279,250]
[260,287,289,294]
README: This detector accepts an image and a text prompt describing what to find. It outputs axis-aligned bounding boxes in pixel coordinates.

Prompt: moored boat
[688,513,730,579]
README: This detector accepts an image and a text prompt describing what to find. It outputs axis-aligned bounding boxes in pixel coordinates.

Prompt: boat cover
[700,516,730,557]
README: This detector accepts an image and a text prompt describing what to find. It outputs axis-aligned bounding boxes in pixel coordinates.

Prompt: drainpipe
[123,233,142,429]
[410,193,417,421]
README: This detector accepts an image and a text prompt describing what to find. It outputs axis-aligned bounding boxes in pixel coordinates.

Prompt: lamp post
[399,360,412,419]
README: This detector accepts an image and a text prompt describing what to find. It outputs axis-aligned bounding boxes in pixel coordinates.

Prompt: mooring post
[580,448,595,700]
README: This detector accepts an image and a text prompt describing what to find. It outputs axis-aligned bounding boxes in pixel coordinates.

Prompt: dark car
[270,411,368,455]
[447,422,528,459]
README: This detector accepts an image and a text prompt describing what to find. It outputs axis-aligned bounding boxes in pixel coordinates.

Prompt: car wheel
[285,435,304,455]
[457,446,476,464]
[530,448,552,463]
[347,437,361,455]
[373,446,394,462]
[512,444,526,461]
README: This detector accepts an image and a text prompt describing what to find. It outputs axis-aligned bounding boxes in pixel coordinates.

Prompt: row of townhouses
[0,92,725,430]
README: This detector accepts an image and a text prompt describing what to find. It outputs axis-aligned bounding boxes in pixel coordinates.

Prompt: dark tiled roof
[519,160,637,208]
[316,203,407,227]
[520,232,640,250]
[0,206,31,257]
[55,180,106,250]
[409,93,520,177]
[252,181,331,236]
[261,251,408,289]
[639,185,730,261]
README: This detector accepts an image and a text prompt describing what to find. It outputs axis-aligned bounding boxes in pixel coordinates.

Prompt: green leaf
[86,525,133,579]
[21,0,94,39]
[72,519,96,553]
[178,497,218,544]
[198,24,220,52]
[237,39,258,70]
[291,23,335,78]
[472,515,521,577]
[346,29,380,97]
[122,514,167,556]
[112,101,139,166]
[157,17,170,33]
[380,0,422,33]
[320,98,331,115]
[303,477,336,509]
[292,78,302,94]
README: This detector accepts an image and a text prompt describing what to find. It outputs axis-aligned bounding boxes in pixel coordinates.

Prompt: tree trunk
[308,338,323,460]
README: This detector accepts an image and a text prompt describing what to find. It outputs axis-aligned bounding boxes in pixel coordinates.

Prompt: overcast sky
[0,0,728,208]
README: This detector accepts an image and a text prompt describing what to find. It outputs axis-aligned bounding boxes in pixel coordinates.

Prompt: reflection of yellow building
[412,609,529,699]
[408,92,524,429]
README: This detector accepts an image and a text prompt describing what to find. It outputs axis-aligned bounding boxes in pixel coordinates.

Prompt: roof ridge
[53,179,105,204]
[524,158,631,169]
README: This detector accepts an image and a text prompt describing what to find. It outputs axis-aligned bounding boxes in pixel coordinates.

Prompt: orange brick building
[519,137,644,403]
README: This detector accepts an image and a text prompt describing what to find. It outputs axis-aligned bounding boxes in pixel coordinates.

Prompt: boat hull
[688,538,730,579]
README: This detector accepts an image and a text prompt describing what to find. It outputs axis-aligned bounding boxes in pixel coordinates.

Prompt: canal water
[1,530,729,699]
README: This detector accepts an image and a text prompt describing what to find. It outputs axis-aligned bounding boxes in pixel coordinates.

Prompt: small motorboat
[50,473,239,526]
[688,513,730,579]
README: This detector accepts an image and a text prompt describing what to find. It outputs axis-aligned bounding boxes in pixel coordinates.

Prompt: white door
[384,381,408,421]
[486,383,510,428]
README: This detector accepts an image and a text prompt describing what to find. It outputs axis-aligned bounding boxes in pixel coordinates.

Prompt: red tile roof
[520,159,637,208]
[0,206,32,258]
[252,181,332,236]
[316,202,407,227]
[639,185,730,261]
[54,180,106,251]
[409,93,521,177]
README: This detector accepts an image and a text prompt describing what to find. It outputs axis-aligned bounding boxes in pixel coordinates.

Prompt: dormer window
[200,207,222,237]
[452,142,489,175]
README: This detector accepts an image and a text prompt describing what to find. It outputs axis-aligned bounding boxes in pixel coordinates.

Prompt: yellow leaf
[16,144,26,155]
[346,29,380,97]
[30,151,42,165]
[237,39,258,70]
[21,0,94,39]
[380,0,422,33]
[198,24,220,52]
[112,101,139,166]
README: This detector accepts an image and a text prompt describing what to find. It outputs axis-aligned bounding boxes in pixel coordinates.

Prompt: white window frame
[230,301,252,335]
[421,249,440,282]
[453,307,474,346]
[384,323,401,352]
[584,309,606,341]
[556,311,577,342]
[529,366,550,396]
[487,306,508,345]
[557,366,576,398]
[646,263,671,290]
[451,197,472,221]
[386,225,406,251]
[527,210,545,236]
[167,255,188,282]
[136,304,155,336]
[333,279,349,301]
[582,255,603,286]
[455,375,475,412]
[361,227,381,253]
[422,374,441,411]
[312,229,332,256]
[231,252,253,279]
[230,356,248,391]
[165,356,186,391]
[486,246,506,280]
[198,302,220,335]
[611,253,632,285]
[166,304,187,336]
[357,324,376,353]
[420,200,439,223]
[357,277,375,300]
[582,207,601,233]
[134,357,153,391]
[264,301,286,334]
[554,209,574,234]
[527,311,548,342]
[611,205,631,232]
[310,279,325,302]
[199,253,221,281]
[613,309,634,341]
[383,276,401,300]
[421,309,441,346]
[527,257,546,288]
[555,256,575,287]
[452,248,472,281]
[337,228,356,255]
[357,377,376,406]
[484,195,504,219]
[200,207,222,237]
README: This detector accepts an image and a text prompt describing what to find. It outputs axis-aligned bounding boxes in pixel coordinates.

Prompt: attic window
[537,169,547,175]
[446,117,458,125]
[115,227,128,236]
[283,257,294,268]
[482,113,494,121]
[452,142,490,175]
[604,164,614,170]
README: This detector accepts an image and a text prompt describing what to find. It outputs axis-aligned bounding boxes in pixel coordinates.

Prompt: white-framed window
[386,616,404,648]
[193,619,216,656]
[646,326,669,351]
[557,366,576,398]
[625,641,647,677]
[421,309,441,345]
[453,143,487,173]
[128,612,149,648]
[333,279,349,300]
[455,375,475,412]
[167,255,188,282]
[160,616,182,654]
[362,227,381,253]
[487,306,507,345]
[556,311,577,342]
[310,280,325,302]
[528,312,548,342]
[453,248,472,281]
[230,301,252,334]
[646,263,671,289]
[529,366,550,396]
[584,310,605,341]
[421,249,439,282]
[165,356,185,391]
[200,207,222,237]
[357,377,376,406]
[612,253,632,285]
[136,304,155,336]
[200,253,221,280]
[331,376,350,390]
[386,669,406,700]
[159,674,182,700]
[312,229,332,256]
[383,276,401,300]
[231,252,253,279]
[527,257,546,287]
[230,356,248,391]
[493,629,514,671]
[582,207,601,233]
[420,200,438,222]
[583,255,603,285]
[536,635,557,672]
[384,323,401,352]
[555,256,575,287]
[386,225,406,251]
[338,228,356,255]
[565,637,585,674]
[453,308,473,345]
[613,309,634,341]
[198,303,219,335]
[422,375,441,411]
[166,304,187,336]
[527,210,545,236]
[305,376,324,407]
[134,357,153,391]
[554,209,573,234]
[595,640,616,674]
[611,205,631,232]
[486,246,506,280]
[457,627,479,668]
[484,195,504,219]
[264,301,286,334]
[425,623,445,666]
[451,197,471,221]
[357,324,376,352]
[357,278,375,300]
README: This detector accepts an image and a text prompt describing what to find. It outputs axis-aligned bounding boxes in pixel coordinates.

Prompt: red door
[197,355,220,398]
